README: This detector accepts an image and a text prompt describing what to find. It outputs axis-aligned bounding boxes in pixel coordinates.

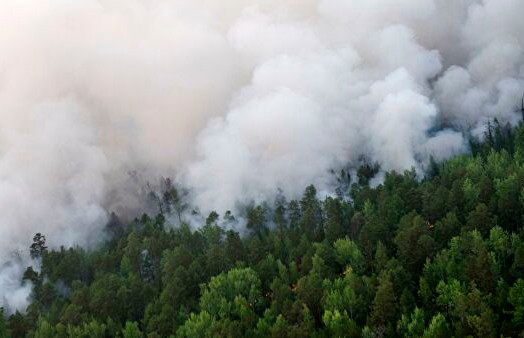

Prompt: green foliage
[0,308,7,338]
[333,238,364,274]
[13,120,524,337]
[65,319,107,338]
[322,310,359,337]
[33,318,55,338]
[422,313,450,338]
[199,267,262,318]
[177,312,216,338]
[122,321,142,338]
[397,307,425,337]
[509,279,524,328]
[369,272,397,330]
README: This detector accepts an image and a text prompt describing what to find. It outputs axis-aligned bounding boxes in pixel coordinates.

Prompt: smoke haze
[1,0,524,310]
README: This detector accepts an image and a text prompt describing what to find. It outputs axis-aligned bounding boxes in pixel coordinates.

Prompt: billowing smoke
[1,0,524,311]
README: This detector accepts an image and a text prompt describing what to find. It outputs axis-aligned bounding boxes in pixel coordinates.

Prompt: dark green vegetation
[3,121,524,337]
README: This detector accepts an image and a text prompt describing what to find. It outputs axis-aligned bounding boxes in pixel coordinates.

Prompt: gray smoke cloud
[1,0,524,311]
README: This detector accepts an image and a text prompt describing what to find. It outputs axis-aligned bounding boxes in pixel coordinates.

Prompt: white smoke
[1,0,524,311]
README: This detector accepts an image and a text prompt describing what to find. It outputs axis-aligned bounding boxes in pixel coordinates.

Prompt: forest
[2,120,524,338]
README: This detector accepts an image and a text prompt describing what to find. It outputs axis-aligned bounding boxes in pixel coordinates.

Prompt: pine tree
[0,308,7,338]
[324,197,345,243]
[370,273,397,330]
[122,321,142,338]
[30,233,47,259]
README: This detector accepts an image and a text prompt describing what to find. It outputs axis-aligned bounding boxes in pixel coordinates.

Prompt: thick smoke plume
[1,0,524,311]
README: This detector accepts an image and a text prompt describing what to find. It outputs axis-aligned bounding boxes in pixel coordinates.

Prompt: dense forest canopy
[2,2,524,337]
[1,120,524,337]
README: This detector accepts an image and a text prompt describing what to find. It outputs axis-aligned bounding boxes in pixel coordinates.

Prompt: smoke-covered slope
[1,0,524,310]
[3,121,524,337]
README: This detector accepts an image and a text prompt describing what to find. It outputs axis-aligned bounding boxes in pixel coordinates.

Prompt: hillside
[0,121,523,337]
